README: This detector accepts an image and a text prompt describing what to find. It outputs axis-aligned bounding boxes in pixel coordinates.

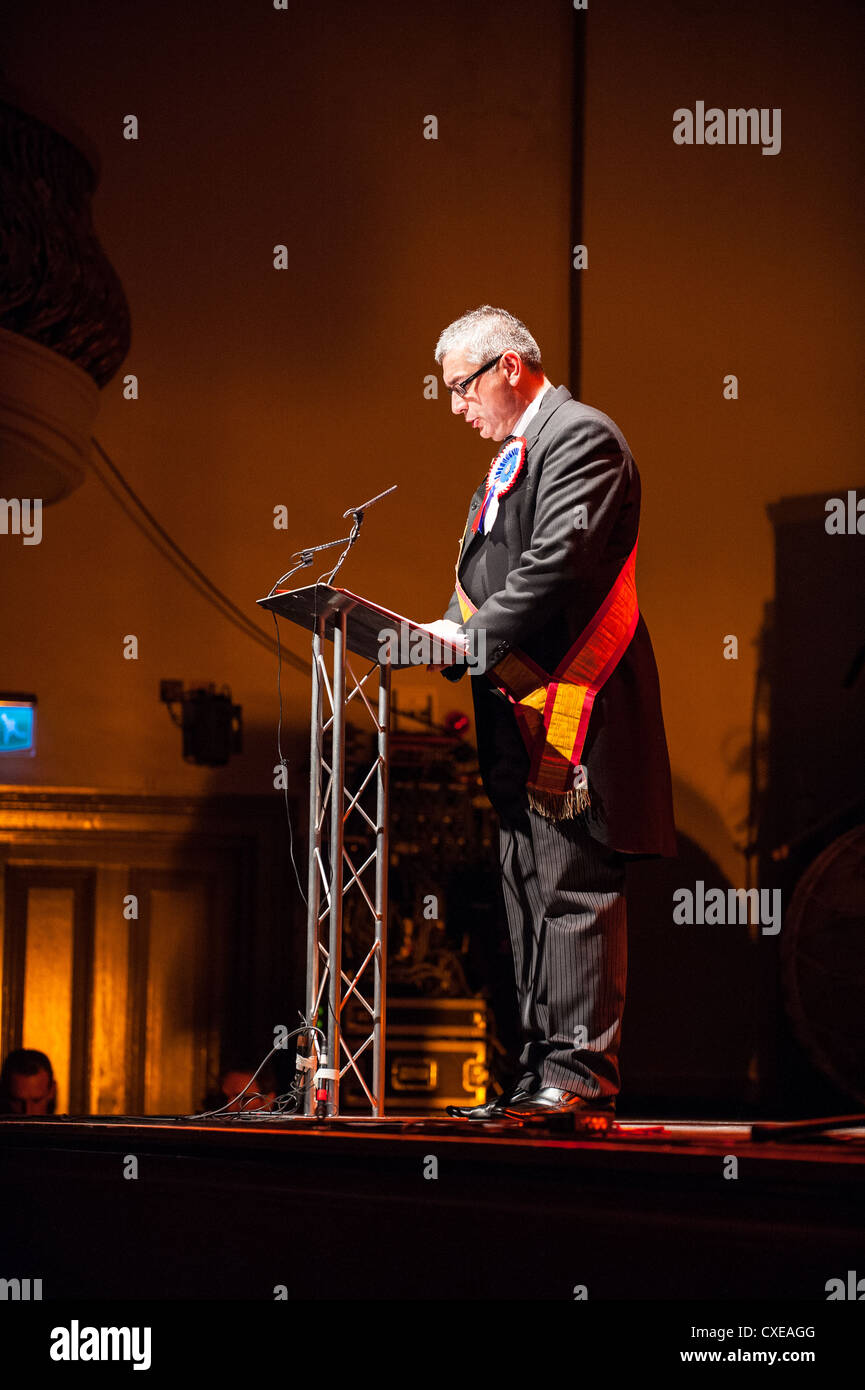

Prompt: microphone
[342,484,397,522]
[266,485,397,597]
[325,484,397,585]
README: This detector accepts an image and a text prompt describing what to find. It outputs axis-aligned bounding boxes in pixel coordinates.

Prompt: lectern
[257,583,464,1117]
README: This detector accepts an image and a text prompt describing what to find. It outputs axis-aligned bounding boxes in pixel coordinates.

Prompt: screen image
[0,699,36,754]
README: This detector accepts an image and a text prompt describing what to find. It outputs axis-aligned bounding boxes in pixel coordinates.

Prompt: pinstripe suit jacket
[442,385,677,858]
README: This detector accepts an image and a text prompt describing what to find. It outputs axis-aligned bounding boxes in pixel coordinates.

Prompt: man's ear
[501,350,522,382]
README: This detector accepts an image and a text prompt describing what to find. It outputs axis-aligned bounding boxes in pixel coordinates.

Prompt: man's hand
[422,619,469,670]
[423,619,467,642]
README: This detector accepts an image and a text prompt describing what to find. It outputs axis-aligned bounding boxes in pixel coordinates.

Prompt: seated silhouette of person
[0,1048,57,1115]
[202,1059,278,1113]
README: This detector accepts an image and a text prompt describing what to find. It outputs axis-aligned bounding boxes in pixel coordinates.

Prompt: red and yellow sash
[455,540,639,819]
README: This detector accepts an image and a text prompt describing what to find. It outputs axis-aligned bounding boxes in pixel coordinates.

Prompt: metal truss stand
[256,583,457,1118]
[303,607,390,1116]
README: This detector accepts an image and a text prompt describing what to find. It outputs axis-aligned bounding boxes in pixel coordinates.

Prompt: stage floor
[3,1107,865,1142]
[2,1109,864,1162]
[2,1112,863,1300]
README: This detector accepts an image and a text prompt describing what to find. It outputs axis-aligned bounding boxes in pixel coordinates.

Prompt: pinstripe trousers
[499,808,627,1098]
[472,681,627,1100]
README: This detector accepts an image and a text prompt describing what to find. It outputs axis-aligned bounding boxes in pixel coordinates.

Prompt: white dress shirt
[481,382,552,533]
[510,380,551,439]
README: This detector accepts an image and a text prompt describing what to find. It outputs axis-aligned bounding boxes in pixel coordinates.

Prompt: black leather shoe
[503,1086,616,1118]
[446,1077,538,1120]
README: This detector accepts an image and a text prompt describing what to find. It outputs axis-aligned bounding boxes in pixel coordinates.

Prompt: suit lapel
[456,385,571,572]
[454,477,489,571]
[522,383,570,449]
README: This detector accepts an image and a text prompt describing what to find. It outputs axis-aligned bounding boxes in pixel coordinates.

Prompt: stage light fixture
[159,680,243,767]
[444,710,470,737]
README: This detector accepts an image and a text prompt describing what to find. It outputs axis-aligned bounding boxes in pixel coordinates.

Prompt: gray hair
[434,305,543,372]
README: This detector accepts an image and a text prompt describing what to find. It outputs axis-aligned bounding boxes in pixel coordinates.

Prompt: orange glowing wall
[1,0,863,902]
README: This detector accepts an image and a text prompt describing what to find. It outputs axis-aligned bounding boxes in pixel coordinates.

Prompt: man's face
[7,1069,56,1115]
[441,349,523,443]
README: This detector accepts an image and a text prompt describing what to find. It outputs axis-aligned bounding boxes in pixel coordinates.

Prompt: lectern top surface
[256,583,465,668]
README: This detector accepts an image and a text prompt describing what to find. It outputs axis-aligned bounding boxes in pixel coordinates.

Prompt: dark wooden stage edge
[2,1114,863,1302]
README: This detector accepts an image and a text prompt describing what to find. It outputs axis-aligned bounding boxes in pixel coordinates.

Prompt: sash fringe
[527,784,591,821]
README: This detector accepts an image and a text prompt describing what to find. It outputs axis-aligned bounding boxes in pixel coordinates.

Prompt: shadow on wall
[622,780,756,1115]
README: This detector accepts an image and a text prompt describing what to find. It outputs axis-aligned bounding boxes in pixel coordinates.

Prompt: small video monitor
[0,694,37,756]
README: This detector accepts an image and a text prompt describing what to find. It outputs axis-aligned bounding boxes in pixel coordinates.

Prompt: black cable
[90,436,307,672]
[87,442,358,1112]
[273,611,308,907]
[321,511,361,585]
[265,557,318,599]
[183,1023,325,1120]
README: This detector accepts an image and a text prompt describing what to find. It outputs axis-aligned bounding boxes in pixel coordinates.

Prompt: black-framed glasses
[448,354,502,398]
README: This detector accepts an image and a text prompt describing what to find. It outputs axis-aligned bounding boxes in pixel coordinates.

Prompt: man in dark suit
[428,306,676,1119]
